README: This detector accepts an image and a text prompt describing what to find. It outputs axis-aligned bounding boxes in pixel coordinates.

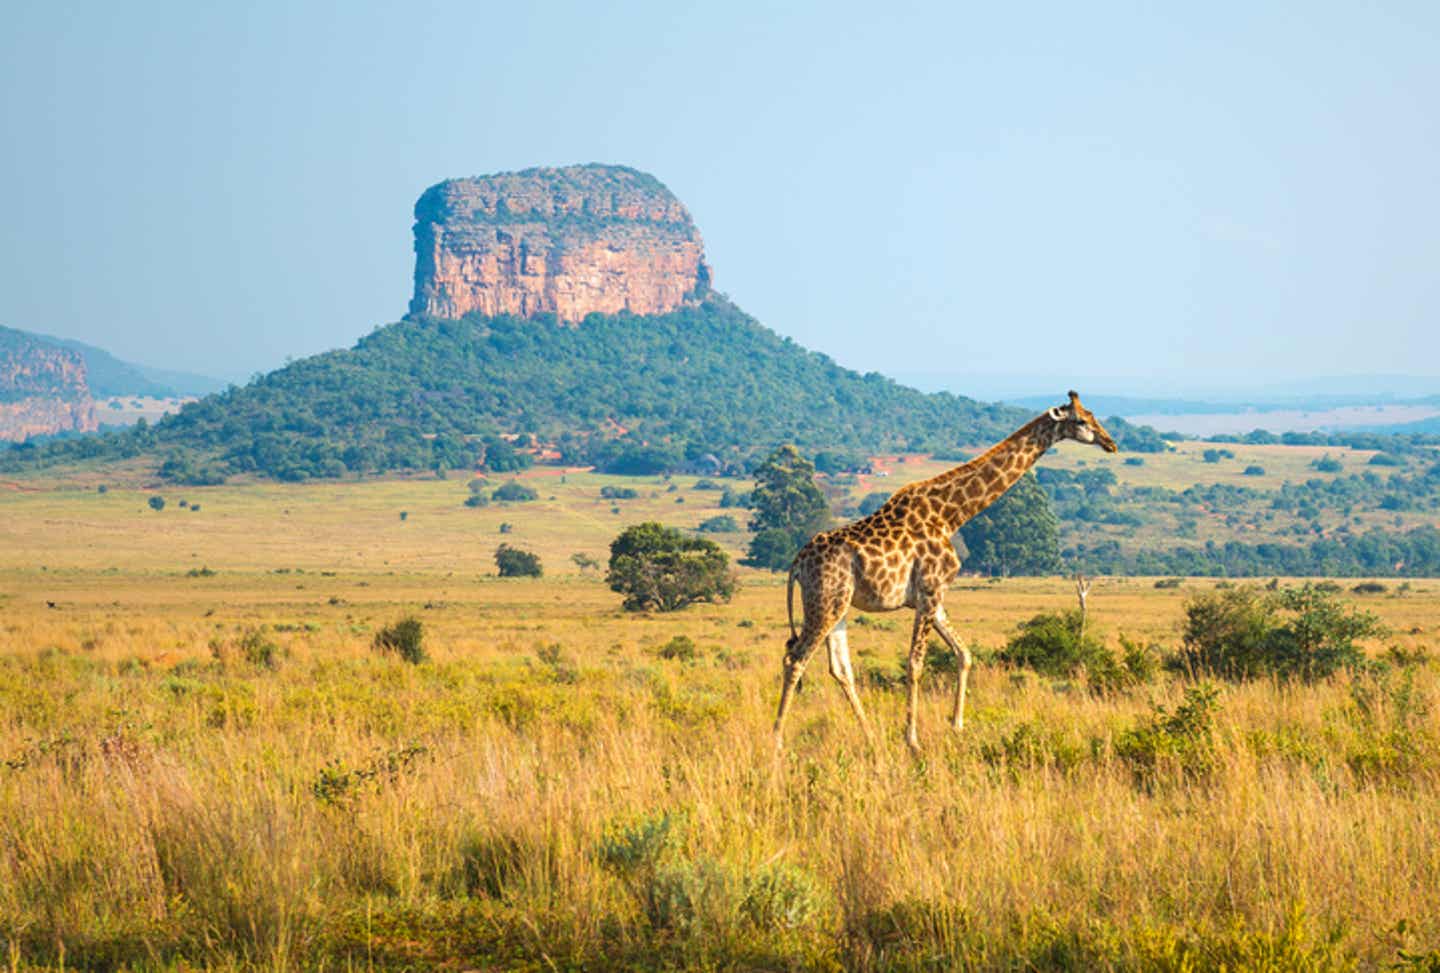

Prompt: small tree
[495,544,543,578]
[743,445,830,570]
[607,522,735,612]
[148,495,165,512]
[492,482,539,502]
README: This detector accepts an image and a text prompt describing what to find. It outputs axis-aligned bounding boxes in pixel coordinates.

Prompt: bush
[1114,683,1222,784]
[1178,584,1384,682]
[373,617,426,664]
[696,515,740,533]
[492,481,538,502]
[998,611,1107,678]
[238,627,280,670]
[1368,452,1405,467]
[495,544,542,578]
[463,492,489,508]
[1243,465,1265,476]
[600,485,638,500]
[147,495,165,512]
[1312,454,1343,473]
[1352,581,1387,595]
[997,611,1153,692]
[608,522,736,612]
[657,635,699,661]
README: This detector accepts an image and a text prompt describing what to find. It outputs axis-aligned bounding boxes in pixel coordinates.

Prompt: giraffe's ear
[1047,406,1065,422]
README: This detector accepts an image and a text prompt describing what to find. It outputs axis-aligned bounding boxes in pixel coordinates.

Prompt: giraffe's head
[1048,390,1118,453]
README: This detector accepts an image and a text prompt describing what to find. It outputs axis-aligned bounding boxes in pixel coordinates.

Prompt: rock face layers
[409,165,710,323]
[0,329,97,441]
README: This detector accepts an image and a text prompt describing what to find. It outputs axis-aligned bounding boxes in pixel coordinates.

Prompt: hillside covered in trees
[4,296,1038,482]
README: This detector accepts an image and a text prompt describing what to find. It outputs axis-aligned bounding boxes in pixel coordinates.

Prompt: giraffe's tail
[785,559,800,654]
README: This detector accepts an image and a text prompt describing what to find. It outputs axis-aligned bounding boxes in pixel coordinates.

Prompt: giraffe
[773,391,1118,753]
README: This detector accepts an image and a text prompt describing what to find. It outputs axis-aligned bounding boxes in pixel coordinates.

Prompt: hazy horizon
[4,3,1438,392]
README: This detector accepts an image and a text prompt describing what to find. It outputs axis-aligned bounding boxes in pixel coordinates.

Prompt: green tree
[743,445,830,570]
[495,544,543,578]
[607,522,735,611]
[147,495,165,512]
[956,473,1060,577]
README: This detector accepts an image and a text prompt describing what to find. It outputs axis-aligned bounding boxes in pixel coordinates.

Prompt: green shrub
[1243,465,1265,476]
[644,858,739,933]
[1154,578,1184,589]
[740,862,825,930]
[597,811,678,876]
[600,484,639,500]
[238,627,279,670]
[1352,581,1386,595]
[492,481,538,502]
[463,492,489,508]
[657,635,699,662]
[1114,684,1222,784]
[147,495,165,512]
[1178,584,1384,682]
[696,514,740,533]
[997,610,1147,690]
[495,544,542,578]
[373,617,426,664]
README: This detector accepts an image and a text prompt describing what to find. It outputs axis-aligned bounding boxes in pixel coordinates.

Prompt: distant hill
[23,331,226,398]
[96,295,1030,482]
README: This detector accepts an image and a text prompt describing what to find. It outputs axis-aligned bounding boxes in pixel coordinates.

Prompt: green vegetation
[147,495,165,512]
[742,445,831,570]
[3,296,1025,481]
[491,481,538,502]
[495,544,543,578]
[372,616,426,664]
[606,521,736,611]
[1177,584,1384,682]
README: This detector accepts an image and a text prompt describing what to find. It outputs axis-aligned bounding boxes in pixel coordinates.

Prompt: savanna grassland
[2,460,1440,971]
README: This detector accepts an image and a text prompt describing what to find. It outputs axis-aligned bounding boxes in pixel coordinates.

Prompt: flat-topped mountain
[0,327,97,441]
[5,164,1031,480]
[410,165,709,322]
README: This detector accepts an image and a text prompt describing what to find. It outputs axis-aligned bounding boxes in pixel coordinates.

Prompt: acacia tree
[956,472,1060,577]
[743,445,831,570]
[607,522,735,611]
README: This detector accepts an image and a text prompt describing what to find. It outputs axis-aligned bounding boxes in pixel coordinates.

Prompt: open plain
[2,462,1439,970]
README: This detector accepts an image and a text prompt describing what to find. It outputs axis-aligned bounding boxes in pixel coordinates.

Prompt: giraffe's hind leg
[773,555,852,750]
[826,617,873,744]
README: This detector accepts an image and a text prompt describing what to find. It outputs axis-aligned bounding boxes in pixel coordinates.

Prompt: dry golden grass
[2,477,1439,970]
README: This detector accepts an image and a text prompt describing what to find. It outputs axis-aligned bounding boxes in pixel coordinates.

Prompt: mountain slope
[133,296,1027,481]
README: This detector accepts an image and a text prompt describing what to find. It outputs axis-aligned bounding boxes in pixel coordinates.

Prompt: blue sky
[2,2,1437,396]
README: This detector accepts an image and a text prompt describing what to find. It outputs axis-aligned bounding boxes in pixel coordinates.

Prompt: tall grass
[2,585,1438,969]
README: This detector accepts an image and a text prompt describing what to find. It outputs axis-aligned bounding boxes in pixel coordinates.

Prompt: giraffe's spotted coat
[772,392,1119,753]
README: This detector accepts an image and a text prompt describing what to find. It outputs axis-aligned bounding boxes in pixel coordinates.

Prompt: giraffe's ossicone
[772,391,1118,753]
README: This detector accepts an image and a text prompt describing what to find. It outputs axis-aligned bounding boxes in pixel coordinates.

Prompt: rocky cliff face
[0,328,98,441]
[410,165,710,322]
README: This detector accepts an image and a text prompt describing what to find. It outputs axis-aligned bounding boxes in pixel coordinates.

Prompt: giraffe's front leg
[931,604,973,732]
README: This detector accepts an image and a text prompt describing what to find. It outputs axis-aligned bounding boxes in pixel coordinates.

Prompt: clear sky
[2,2,1437,395]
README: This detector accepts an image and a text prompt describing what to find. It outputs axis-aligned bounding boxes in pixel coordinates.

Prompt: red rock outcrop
[0,329,98,441]
[409,165,710,322]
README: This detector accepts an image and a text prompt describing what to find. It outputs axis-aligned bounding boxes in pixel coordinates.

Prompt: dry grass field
[2,469,1439,970]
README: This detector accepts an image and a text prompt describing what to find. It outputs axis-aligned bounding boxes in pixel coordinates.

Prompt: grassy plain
[2,460,1439,970]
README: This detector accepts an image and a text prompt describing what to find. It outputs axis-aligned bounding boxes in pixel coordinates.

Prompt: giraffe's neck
[917,414,1057,534]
